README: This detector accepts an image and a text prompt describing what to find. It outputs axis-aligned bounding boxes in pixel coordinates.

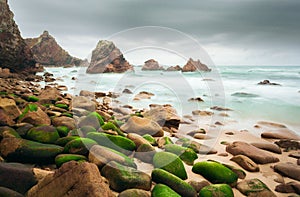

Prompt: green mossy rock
[199,184,234,197]
[152,184,181,197]
[0,127,21,139]
[102,122,125,136]
[157,136,173,148]
[26,96,39,102]
[153,152,187,180]
[18,104,38,120]
[151,168,197,197]
[61,112,73,118]
[64,138,98,156]
[165,144,198,165]
[79,126,96,137]
[87,132,136,154]
[55,154,87,168]
[143,134,157,146]
[55,136,80,146]
[192,161,238,185]
[56,126,70,137]
[54,103,69,110]
[88,111,104,126]
[26,125,60,144]
[101,161,151,192]
[0,137,63,163]
[236,178,275,196]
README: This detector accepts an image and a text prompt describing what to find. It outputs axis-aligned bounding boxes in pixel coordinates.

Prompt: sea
[40,66,300,135]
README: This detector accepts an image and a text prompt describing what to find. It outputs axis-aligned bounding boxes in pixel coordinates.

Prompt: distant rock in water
[142,59,164,71]
[166,65,182,71]
[25,31,87,67]
[258,80,280,86]
[231,92,259,98]
[86,40,133,73]
[182,58,211,72]
[0,0,37,73]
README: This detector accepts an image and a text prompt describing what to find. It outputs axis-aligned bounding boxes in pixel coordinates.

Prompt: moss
[152,184,181,197]
[62,112,73,118]
[64,138,98,156]
[88,111,104,126]
[55,154,87,168]
[26,125,60,144]
[143,134,157,146]
[164,144,198,165]
[56,126,70,137]
[101,122,125,136]
[19,104,38,120]
[26,96,39,102]
[199,184,234,197]
[153,152,187,180]
[55,136,80,146]
[55,103,69,110]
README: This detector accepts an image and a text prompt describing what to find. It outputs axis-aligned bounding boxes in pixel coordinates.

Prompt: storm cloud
[8,0,300,65]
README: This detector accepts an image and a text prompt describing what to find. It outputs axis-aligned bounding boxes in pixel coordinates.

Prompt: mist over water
[43,65,300,134]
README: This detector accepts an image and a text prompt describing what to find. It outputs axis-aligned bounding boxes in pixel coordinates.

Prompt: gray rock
[188,180,210,193]
[274,162,300,181]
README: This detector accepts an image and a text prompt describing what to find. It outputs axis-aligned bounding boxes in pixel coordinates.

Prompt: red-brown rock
[142,59,164,71]
[182,58,211,72]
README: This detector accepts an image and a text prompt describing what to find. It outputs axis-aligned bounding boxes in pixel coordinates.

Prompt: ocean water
[42,66,300,134]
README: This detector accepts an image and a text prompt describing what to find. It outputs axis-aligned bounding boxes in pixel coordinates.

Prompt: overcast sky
[8,0,300,66]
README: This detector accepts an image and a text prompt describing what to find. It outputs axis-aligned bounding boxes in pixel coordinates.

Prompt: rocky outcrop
[142,59,164,71]
[166,65,182,71]
[87,40,133,73]
[182,58,211,72]
[25,31,87,67]
[0,0,37,73]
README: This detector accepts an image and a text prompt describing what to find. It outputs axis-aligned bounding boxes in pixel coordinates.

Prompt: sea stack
[0,0,36,73]
[142,59,164,71]
[182,58,211,72]
[86,40,133,73]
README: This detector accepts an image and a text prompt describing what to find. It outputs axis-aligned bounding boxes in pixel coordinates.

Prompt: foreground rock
[230,155,260,172]
[226,141,279,164]
[274,162,300,181]
[237,179,276,197]
[25,31,86,67]
[87,40,133,73]
[142,59,164,71]
[0,0,37,73]
[27,161,114,197]
[182,58,211,72]
[199,184,234,197]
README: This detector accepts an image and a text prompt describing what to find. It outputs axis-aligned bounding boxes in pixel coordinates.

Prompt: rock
[289,152,300,159]
[87,40,133,73]
[27,161,114,197]
[101,122,124,136]
[72,96,96,111]
[226,141,279,164]
[142,59,164,71]
[257,121,287,128]
[0,0,36,73]
[0,98,21,120]
[18,104,51,126]
[134,91,155,100]
[258,80,280,85]
[274,162,300,181]
[192,110,214,116]
[54,154,87,168]
[101,161,151,192]
[199,184,234,197]
[52,116,76,130]
[120,116,164,137]
[38,87,61,104]
[251,142,282,154]
[135,143,156,163]
[26,125,60,144]
[192,161,238,185]
[188,180,210,193]
[164,144,198,165]
[153,152,187,180]
[262,131,300,140]
[275,139,300,151]
[236,179,276,197]
[230,155,260,172]
[0,109,14,126]
[0,137,63,163]
[143,104,181,129]
[78,115,100,130]
[64,138,98,156]
[188,97,204,102]
[0,162,37,194]
[151,184,180,197]
[222,163,246,179]
[89,145,136,168]
[166,65,182,71]
[122,88,133,94]
[142,134,158,146]
[127,133,152,148]
[79,90,95,98]
[182,58,211,72]
[157,136,173,148]
[119,189,150,197]
[151,168,197,197]
[210,106,232,111]
[25,31,85,66]
[0,187,24,197]
[275,182,300,194]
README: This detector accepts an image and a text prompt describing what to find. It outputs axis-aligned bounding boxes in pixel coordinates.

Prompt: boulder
[164,144,198,165]
[188,180,210,193]
[151,184,180,197]
[64,138,98,156]
[143,104,181,129]
[0,187,24,197]
[275,182,300,194]
[0,98,21,120]
[18,104,51,126]
[226,141,279,164]
[230,155,260,172]
[26,125,60,144]
[142,59,164,71]
[119,189,150,197]
[0,162,37,194]
[27,161,114,197]
[182,58,211,72]
[127,133,152,148]
[101,161,151,192]
[274,162,300,181]
[199,184,234,197]
[135,143,156,163]
[72,96,96,112]
[120,116,164,137]
[236,179,276,197]
[54,154,87,168]
[0,0,36,74]
[87,40,133,73]
[52,116,76,130]
[251,142,282,154]
[38,87,61,105]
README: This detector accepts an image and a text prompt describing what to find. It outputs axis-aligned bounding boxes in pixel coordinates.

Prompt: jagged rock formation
[0,0,37,73]
[142,59,164,71]
[166,65,182,71]
[182,58,211,72]
[86,40,133,73]
[25,31,87,67]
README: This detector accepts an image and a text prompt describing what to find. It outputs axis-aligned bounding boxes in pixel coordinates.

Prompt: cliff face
[0,0,36,73]
[86,40,133,73]
[25,31,87,67]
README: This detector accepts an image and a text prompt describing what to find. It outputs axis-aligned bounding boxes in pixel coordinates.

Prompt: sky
[8,0,300,66]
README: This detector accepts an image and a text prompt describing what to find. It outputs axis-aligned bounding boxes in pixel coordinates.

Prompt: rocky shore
[0,72,299,197]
